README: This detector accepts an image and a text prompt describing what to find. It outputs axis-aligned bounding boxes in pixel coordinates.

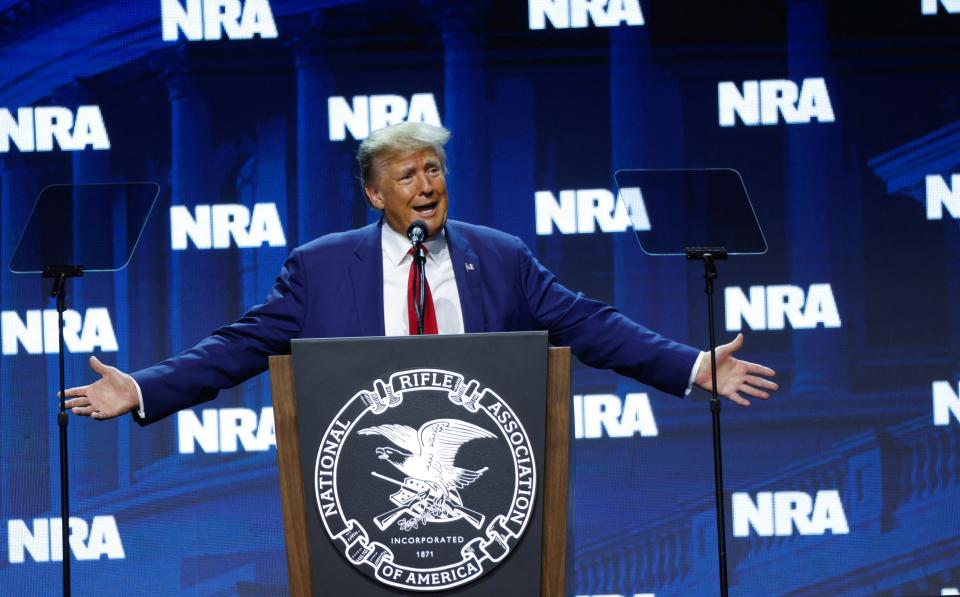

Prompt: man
[64,122,777,422]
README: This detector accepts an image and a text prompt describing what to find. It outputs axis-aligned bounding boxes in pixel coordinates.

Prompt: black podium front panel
[292,332,548,595]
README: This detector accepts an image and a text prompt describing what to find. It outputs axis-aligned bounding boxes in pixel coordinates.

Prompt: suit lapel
[446,221,484,333]
[348,221,385,337]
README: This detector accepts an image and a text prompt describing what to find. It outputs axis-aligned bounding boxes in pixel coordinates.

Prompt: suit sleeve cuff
[133,377,145,419]
[685,351,705,396]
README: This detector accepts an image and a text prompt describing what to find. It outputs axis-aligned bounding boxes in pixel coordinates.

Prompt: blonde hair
[357,122,451,188]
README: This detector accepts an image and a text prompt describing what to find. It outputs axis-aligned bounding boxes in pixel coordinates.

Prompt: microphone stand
[44,264,84,597]
[407,221,428,336]
[413,245,426,335]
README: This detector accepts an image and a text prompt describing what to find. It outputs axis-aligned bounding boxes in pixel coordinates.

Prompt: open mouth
[413,202,438,216]
[376,447,388,459]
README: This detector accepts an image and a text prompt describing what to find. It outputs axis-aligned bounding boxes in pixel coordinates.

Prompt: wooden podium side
[540,346,572,597]
[269,355,312,597]
[269,346,571,596]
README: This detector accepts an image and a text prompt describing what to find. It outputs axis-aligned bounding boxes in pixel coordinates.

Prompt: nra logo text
[1,308,118,356]
[0,106,109,153]
[933,381,960,427]
[535,187,649,235]
[718,78,834,127]
[574,393,657,439]
[925,174,960,220]
[178,407,275,453]
[7,516,124,563]
[725,284,840,331]
[161,0,277,41]
[733,490,849,537]
[328,94,441,142]
[170,203,286,249]
[922,0,960,14]
[528,0,644,30]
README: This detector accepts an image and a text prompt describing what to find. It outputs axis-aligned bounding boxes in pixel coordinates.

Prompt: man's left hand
[694,333,777,407]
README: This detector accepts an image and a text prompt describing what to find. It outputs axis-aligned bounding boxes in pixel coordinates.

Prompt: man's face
[364,148,448,238]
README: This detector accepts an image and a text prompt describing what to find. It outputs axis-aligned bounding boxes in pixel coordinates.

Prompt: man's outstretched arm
[514,237,778,405]
[63,247,309,423]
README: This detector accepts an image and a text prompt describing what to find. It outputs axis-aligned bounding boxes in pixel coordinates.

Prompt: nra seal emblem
[314,368,537,591]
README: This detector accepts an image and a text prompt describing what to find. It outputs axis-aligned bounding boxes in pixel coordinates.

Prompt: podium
[269,333,571,596]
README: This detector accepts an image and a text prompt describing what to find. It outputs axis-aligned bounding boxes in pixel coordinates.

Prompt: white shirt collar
[381,221,447,267]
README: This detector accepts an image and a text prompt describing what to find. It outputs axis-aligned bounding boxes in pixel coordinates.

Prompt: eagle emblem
[359,418,495,531]
[312,367,538,591]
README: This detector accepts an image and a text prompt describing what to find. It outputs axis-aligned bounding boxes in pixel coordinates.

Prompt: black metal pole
[415,248,426,335]
[703,253,729,597]
[44,266,81,597]
[53,273,71,597]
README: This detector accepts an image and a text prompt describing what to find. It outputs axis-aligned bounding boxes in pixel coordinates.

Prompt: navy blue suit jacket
[133,220,699,424]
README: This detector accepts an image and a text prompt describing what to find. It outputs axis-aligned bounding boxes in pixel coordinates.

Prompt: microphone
[406,220,428,335]
[407,220,428,247]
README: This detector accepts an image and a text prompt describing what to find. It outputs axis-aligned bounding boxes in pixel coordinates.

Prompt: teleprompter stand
[686,246,731,594]
[615,169,768,597]
[9,183,159,597]
[46,264,84,597]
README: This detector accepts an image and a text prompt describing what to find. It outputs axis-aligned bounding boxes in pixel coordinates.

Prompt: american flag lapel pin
[465,263,475,271]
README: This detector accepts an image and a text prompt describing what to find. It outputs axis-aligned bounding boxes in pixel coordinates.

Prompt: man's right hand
[62,356,140,420]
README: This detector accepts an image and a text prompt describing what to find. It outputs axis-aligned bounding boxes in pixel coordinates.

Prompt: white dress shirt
[381,222,465,336]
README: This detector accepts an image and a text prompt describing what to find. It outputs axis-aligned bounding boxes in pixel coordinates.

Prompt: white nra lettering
[161,0,278,41]
[724,284,841,331]
[921,0,960,14]
[933,381,960,426]
[718,78,834,127]
[925,174,960,220]
[0,106,110,153]
[528,0,644,30]
[178,407,276,453]
[574,393,657,439]
[942,588,960,595]
[8,516,125,563]
[732,490,849,537]
[170,203,286,249]
[1,308,118,355]
[535,187,649,235]
[327,93,441,141]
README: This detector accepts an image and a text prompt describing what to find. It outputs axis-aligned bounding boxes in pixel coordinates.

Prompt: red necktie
[407,248,438,335]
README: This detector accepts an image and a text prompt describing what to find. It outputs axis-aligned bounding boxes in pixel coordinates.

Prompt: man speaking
[64,122,777,422]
